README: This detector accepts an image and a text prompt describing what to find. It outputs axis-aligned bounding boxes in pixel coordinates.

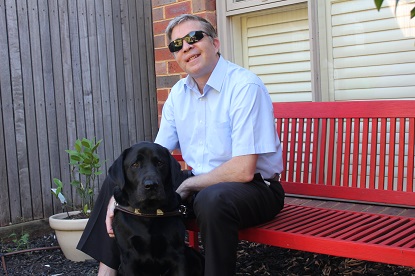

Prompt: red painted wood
[388,118,397,190]
[360,118,369,189]
[282,182,415,207]
[369,118,378,189]
[379,118,387,190]
[311,119,319,183]
[272,100,415,118]
[288,118,296,182]
[343,118,352,187]
[295,118,304,181]
[327,119,335,185]
[303,119,312,183]
[408,117,415,192]
[397,118,406,191]
[352,119,360,188]
[186,204,415,267]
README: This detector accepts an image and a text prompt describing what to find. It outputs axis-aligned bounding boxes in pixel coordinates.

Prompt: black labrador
[110,142,204,276]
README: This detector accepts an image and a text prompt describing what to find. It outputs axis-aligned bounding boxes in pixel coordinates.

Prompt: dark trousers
[77,171,285,275]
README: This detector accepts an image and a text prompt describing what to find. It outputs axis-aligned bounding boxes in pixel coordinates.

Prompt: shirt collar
[184,55,227,93]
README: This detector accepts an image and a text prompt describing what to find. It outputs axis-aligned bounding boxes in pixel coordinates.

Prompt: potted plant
[49,137,103,262]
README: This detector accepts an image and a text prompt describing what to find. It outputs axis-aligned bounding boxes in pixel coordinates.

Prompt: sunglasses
[168,30,209,53]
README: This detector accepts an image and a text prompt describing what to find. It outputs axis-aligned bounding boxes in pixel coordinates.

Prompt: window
[232,4,312,102]
[324,0,415,101]
[216,0,415,102]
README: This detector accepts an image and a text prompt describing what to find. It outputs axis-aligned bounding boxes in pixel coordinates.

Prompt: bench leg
[187,230,200,251]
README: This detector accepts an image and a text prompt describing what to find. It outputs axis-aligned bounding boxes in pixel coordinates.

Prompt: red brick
[154,34,166,48]
[193,0,216,13]
[194,12,216,28]
[168,61,183,74]
[155,62,167,75]
[165,2,191,19]
[154,47,174,62]
[152,7,164,21]
[152,0,176,8]
[157,102,164,118]
[153,20,170,36]
[157,89,170,102]
[156,75,181,89]
[205,0,216,11]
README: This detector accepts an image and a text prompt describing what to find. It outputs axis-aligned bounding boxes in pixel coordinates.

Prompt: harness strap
[114,202,186,218]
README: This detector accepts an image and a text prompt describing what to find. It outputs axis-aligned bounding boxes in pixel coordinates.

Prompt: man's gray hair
[165,14,218,41]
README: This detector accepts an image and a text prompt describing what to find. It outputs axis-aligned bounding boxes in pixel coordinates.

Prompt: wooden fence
[0,0,157,226]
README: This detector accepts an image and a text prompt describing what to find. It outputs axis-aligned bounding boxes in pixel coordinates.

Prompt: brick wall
[152,0,217,123]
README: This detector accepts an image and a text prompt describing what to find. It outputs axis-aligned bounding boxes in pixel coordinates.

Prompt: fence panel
[0,0,157,226]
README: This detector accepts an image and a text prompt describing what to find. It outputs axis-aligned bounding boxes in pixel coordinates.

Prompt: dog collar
[114,202,187,218]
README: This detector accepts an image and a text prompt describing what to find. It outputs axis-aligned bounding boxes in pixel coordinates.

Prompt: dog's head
[109,142,183,212]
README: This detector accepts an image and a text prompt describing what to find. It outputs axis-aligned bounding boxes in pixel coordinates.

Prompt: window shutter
[241,6,312,102]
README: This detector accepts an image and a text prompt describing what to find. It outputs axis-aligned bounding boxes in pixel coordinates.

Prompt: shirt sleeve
[230,82,277,157]
[154,96,180,152]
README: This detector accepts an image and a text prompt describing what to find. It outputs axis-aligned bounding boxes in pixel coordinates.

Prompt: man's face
[170,20,220,83]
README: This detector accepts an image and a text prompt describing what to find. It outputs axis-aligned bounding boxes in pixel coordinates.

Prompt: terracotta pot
[49,211,92,262]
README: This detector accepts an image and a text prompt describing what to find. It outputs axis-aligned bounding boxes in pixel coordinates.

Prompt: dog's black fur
[110,142,204,276]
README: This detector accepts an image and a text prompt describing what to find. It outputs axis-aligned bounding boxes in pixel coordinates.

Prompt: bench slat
[238,204,415,267]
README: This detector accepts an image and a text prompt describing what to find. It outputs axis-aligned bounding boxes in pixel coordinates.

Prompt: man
[78,14,285,275]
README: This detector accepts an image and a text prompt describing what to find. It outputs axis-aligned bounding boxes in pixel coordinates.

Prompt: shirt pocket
[207,121,232,157]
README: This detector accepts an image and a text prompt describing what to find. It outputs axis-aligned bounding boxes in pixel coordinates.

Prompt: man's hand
[176,154,258,200]
[176,179,193,200]
[105,196,116,238]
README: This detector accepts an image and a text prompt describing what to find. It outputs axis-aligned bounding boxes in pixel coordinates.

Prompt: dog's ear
[113,185,129,206]
[166,148,185,191]
[108,146,132,191]
[108,147,132,205]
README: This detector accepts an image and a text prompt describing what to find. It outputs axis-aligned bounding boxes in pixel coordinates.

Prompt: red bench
[174,100,415,268]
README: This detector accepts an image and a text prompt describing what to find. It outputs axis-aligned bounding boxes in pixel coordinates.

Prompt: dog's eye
[156,161,164,167]
[131,162,141,168]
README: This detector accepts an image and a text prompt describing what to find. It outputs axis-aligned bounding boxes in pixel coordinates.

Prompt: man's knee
[193,184,237,221]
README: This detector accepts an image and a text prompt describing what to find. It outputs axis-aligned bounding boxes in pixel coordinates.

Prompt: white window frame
[216,0,328,101]
[226,0,288,13]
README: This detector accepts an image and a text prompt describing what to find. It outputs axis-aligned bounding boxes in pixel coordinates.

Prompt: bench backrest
[274,100,415,207]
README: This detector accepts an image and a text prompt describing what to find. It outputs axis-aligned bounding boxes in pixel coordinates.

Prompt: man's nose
[181,40,192,52]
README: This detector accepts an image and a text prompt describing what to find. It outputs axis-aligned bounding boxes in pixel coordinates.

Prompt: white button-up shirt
[155,56,283,178]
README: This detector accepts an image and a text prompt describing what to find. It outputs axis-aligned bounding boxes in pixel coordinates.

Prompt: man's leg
[98,263,117,276]
[193,175,284,276]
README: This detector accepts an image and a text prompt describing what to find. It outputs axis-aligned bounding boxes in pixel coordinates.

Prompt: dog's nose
[143,179,158,190]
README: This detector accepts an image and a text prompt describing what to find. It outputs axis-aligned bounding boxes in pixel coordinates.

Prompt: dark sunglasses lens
[184,31,204,44]
[168,31,205,53]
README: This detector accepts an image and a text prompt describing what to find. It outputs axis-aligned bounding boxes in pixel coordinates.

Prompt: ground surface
[1,231,415,275]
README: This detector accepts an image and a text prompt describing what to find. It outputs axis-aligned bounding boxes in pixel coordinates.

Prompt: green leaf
[53,178,63,189]
[374,0,384,11]
[81,138,92,148]
[91,139,102,152]
[411,7,415,18]
[74,139,82,152]
[83,204,89,214]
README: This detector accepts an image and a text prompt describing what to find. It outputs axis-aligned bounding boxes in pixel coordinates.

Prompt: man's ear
[213,37,220,55]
